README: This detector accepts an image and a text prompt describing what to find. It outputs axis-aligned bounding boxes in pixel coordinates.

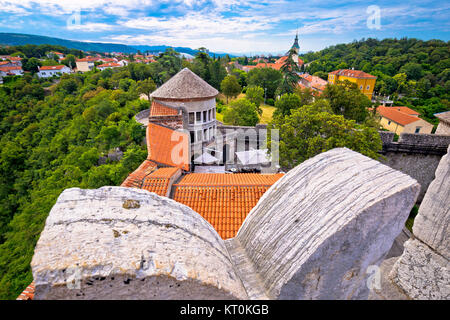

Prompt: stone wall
[379,132,450,202]
[148,115,184,130]
[31,187,247,300]
[372,145,450,300]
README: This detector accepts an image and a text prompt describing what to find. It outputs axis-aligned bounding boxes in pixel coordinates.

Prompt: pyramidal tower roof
[150,67,219,100]
[291,32,300,50]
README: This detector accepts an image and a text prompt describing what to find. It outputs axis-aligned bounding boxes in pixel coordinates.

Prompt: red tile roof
[173,173,284,239]
[147,122,189,171]
[76,58,96,62]
[98,62,121,68]
[120,160,158,188]
[329,69,376,79]
[377,106,422,126]
[141,167,181,197]
[389,106,420,116]
[150,101,179,116]
[0,66,22,72]
[39,65,66,70]
[17,282,35,300]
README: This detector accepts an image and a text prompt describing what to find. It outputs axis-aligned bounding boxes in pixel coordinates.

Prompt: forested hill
[302,38,450,124]
[0,64,164,299]
[0,33,230,57]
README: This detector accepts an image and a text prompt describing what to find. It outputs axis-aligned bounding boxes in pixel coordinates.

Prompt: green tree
[136,78,156,101]
[245,86,264,114]
[279,48,301,94]
[223,98,259,126]
[220,75,242,103]
[273,93,302,117]
[208,60,227,90]
[247,67,282,100]
[61,54,76,69]
[269,100,382,169]
[22,57,41,73]
[323,80,371,123]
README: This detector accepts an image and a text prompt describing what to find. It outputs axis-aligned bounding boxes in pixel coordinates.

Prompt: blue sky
[0,0,449,54]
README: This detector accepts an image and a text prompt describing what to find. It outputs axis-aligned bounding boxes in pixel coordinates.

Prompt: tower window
[189,113,195,125]
[203,111,207,122]
[196,112,201,123]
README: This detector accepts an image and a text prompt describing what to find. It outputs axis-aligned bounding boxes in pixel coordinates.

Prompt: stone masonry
[31,148,421,299]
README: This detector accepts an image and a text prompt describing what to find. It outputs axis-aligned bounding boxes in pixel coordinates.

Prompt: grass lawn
[259,104,276,124]
[216,103,275,125]
[216,112,224,122]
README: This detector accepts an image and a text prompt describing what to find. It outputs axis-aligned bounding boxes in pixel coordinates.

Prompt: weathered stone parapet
[389,145,450,300]
[31,148,422,300]
[390,239,449,300]
[235,148,420,300]
[380,132,450,155]
[31,187,247,300]
[412,145,450,257]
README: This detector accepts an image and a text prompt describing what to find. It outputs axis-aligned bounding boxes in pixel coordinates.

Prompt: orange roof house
[172,173,283,239]
[376,106,433,135]
[141,167,181,197]
[328,69,377,99]
[147,122,190,171]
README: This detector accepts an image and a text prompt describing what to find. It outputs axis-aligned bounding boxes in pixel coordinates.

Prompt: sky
[0,0,449,55]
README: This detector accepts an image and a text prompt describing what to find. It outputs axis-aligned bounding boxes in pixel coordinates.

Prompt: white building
[37,65,72,78]
[0,66,24,76]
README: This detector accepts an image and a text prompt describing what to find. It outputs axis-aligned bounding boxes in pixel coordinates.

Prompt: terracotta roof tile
[17,282,35,300]
[98,62,121,68]
[150,101,179,116]
[389,106,420,116]
[377,106,423,126]
[120,160,158,188]
[329,69,377,79]
[141,167,180,197]
[173,173,283,239]
[39,65,66,70]
[147,123,189,171]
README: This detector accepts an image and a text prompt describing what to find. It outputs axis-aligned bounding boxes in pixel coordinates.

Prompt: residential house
[434,111,450,135]
[47,51,65,60]
[298,73,328,95]
[37,65,72,78]
[8,56,22,67]
[328,69,377,99]
[75,58,96,72]
[97,62,122,71]
[376,106,433,135]
[0,66,24,76]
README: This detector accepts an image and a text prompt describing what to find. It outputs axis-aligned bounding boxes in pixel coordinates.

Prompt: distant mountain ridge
[0,33,233,57]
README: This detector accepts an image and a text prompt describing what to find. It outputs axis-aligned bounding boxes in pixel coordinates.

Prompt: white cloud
[67,22,115,32]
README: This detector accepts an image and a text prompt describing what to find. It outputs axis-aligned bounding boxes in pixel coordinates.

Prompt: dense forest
[0,66,155,299]
[302,38,450,125]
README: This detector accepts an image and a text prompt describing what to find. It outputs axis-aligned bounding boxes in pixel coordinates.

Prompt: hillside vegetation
[0,67,154,299]
[302,38,450,125]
